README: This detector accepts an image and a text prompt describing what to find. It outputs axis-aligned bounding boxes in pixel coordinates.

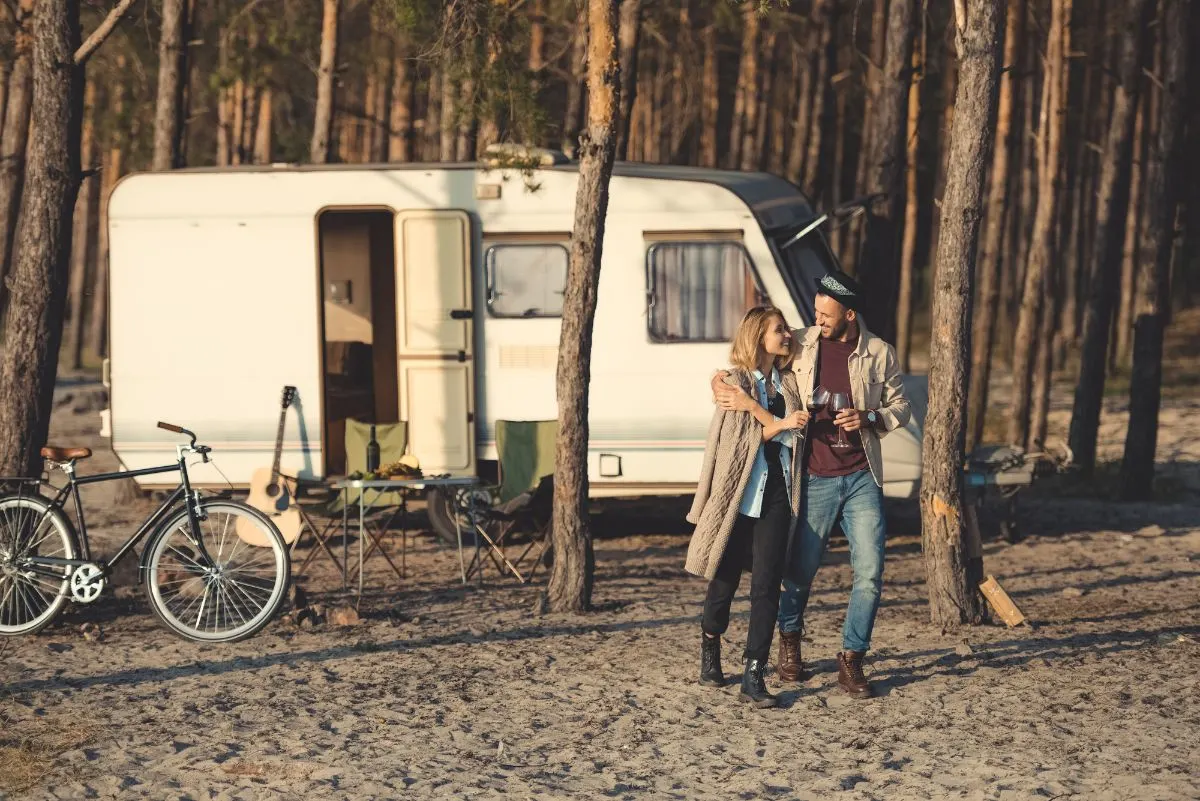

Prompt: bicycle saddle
[41,446,93,460]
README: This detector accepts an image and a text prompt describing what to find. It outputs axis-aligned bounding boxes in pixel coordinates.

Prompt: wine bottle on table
[366,424,380,473]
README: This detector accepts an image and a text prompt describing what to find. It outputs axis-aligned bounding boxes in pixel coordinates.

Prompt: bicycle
[0,422,290,642]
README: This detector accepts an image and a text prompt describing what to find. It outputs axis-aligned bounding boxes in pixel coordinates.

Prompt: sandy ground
[1,377,1198,800]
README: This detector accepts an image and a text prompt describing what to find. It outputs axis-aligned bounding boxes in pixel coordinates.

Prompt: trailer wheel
[426,488,474,546]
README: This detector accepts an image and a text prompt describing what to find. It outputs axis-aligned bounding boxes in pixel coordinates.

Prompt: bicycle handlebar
[157,421,184,434]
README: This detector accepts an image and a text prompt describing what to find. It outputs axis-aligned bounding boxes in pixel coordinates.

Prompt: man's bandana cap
[818,270,862,313]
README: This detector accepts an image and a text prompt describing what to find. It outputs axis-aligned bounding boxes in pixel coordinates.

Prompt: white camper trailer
[101,157,926,516]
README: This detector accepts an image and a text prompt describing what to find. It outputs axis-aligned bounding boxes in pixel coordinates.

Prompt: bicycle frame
[10,446,217,583]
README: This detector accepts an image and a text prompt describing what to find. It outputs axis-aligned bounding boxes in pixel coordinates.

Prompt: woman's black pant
[701,472,791,662]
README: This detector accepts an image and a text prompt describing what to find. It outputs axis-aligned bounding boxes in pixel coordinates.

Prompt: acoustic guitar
[237,386,302,546]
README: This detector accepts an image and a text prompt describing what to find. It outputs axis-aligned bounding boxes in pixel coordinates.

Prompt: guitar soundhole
[266,483,280,498]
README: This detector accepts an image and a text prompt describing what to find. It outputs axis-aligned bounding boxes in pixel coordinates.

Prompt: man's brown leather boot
[777,631,805,682]
[837,651,873,698]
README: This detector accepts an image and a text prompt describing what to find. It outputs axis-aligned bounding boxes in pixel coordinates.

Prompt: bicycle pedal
[69,564,106,604]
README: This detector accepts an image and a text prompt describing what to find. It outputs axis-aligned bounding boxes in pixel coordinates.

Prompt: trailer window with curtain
[485,243,568,318]
[645,240,766,342]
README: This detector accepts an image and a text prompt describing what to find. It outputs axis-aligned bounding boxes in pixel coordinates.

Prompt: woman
[685,306,808,709]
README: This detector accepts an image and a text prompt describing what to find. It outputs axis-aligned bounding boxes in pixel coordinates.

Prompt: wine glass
[829,392,851,448]
[809,386,830,415]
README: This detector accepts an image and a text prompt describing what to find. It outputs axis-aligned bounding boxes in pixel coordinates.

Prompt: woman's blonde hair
[730,305,795,372]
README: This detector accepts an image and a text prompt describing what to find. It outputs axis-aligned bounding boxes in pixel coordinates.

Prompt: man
[713,270,910,698]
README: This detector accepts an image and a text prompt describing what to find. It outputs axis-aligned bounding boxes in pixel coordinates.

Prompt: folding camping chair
[293,419,410,585]
[461,419,557,583]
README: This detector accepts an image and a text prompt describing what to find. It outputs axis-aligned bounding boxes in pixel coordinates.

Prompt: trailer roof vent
[481,143,569,168]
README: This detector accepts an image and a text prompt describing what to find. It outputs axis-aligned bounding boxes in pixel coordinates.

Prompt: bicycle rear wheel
[0,494,79,635]
[144,499,289,642]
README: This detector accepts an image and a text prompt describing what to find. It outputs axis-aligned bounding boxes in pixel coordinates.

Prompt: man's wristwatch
[866,410,879,428]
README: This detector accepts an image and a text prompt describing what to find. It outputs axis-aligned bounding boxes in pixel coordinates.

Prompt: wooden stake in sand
[978,575,1027,627]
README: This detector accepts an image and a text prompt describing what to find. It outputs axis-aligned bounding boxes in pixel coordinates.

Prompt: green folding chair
[463,419,557,583]
[294,419,410,585]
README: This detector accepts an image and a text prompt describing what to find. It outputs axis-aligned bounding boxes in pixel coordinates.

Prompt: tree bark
[750,29,778,172]
[1066,0,1151,472]
[967,0,1024,450]
[562,10,588,156]
[151,0,187,171]
[454,75,474,162]
[424,65,442,161]
[698,21,717,167]
[1120,0,1188,500]
[388,49,413,162]
[728,4,759,170]
[922,0,1002,629]
[310,0,339,164]
[549,0,620,614]
[802,0,836,201]
[857,0,916,344]
[89,59,124,366]
[614,0,641,161]
[253,86,273,164]
[895,30,922,374]
[0,0,35,320]
[0,0,82,477]
[64,75,96,371]
[1029,0,1075,449]
[1114,91,1147,368]
[1008,0,1069,450]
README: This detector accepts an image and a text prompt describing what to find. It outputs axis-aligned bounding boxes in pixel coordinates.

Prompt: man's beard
[822,318,849,340]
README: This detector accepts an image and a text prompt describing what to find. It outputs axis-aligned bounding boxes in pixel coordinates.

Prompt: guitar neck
[270,406,287,482]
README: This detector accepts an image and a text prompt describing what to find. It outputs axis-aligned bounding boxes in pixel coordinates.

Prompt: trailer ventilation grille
[499,345,558,369]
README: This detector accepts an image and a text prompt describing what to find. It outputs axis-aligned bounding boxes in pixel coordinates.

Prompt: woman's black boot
[739,658,778,708]
[699,633,724,687]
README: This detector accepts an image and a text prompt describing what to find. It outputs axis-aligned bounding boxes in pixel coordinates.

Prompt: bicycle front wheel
[0,493,79,636]
[145,499,290,642]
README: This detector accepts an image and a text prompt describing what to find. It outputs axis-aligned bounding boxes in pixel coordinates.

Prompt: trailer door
[394,210,476,475]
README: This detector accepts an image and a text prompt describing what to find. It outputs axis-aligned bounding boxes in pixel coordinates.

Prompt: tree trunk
[0,0,35,320]
[440,65,457,162]
[65,75,97,371]
[253,86,273,164]
[750,29,778,172]
[231,77,246,164]
[562,11,588,156]
[785,14,820,184]
[614,0,641,161]
[310,0,339,164]
[967,0,1024,450]
[1066,0,1151,472]
[454,76,474,162]
[802,0,836,201]
[0,0,81,478]
[89,63,124,366]
[698,22,717,168]
[1008,0,1069,450]
[424,66,442,161]
[1120,0,1188,500]
[1114,92,1147,368]
[529,0,545,73]
[668,0,692,163]
[0,59,10,133]
[549,0,620,614]
[728,5,759,170]
[922,0,1002,629]
[1029,0,1075,449]
[895,30,923,374]
[388,49,413,162]
[369,51,390,163]
[857,0,916,344]
[151,0,187,171]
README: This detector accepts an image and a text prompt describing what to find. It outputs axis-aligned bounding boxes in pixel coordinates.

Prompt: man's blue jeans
[777,468,885,653]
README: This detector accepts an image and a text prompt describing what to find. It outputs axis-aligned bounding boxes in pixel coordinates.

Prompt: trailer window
[485,244,567,318]
[646,242,767,342]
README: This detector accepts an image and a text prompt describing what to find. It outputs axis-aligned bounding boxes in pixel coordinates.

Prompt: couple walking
[685,269,911,709]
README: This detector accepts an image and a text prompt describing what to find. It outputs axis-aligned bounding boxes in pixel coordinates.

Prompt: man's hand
[717,383,757,412]
[834,409,870,432]
[782,410,810,429]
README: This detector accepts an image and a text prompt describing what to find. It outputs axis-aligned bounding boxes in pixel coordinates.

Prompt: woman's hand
[717,384,758,412]
[782,410,810,429]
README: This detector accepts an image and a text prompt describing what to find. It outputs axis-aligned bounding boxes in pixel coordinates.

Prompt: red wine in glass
[809,386,830,415]
[830,392,851,448]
